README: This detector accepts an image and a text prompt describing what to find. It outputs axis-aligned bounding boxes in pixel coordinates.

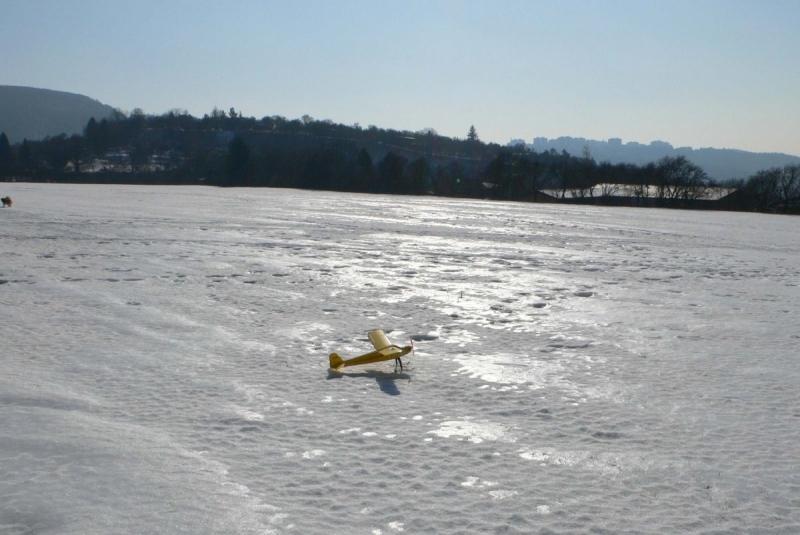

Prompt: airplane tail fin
[329,352,345,371]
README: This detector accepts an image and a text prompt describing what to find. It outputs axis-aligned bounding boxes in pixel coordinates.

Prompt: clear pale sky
[2,0,798,155]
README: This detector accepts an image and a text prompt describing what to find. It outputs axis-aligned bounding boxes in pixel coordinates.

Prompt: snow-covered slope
[1,184,798,534]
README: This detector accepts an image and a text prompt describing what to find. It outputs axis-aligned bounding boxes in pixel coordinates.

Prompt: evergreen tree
[378,151,407,194]
[0,132,12,179]
[84,117,107,155]
[226,134,251,186]
[467,125,479,142]
[409,156,431,195]
[355,148,375,192]
[18,139,32,174]
[484,152,509,199]
[68,135,85,175]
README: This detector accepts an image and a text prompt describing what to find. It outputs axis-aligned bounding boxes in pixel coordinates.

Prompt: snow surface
[1,184,799,534]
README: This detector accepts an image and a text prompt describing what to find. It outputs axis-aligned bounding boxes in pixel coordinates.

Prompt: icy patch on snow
[461,476,498,488]
[453,352,566,387]
[428,420,514,443]
[517,447,643,475]
[488,489,518,500]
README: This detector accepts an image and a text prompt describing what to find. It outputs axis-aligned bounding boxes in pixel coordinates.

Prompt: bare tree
[598,183,619,197]
[655,156,709,203]
[776,164,800,212]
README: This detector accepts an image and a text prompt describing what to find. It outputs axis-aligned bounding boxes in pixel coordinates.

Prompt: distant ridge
[0,85,116,143]
[510,136,800,181]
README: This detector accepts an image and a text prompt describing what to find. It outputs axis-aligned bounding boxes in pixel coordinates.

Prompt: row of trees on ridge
[0,109,798,214]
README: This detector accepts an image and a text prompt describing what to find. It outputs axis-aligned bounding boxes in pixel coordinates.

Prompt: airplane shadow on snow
[327,369,412,396]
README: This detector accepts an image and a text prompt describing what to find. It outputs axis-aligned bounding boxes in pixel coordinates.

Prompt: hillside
[0,85,116,143]
[514,136,800,181]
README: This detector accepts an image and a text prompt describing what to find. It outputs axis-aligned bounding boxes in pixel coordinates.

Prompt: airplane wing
[377,346,404,358]
[367,329,392,351]
[368,329,408,358]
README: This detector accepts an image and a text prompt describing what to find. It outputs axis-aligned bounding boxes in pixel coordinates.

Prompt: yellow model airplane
[329,330,413,372]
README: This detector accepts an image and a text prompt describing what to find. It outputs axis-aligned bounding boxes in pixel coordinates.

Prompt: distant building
[649,140,674,150]
[532,137,549,150]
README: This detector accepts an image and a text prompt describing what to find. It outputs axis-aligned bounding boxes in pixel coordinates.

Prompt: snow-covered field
[1,184,798,535]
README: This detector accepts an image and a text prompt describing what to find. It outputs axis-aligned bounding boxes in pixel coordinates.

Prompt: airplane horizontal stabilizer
[329,352,345,371]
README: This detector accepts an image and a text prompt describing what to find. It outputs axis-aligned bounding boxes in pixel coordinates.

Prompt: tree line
[0,109,798,214]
